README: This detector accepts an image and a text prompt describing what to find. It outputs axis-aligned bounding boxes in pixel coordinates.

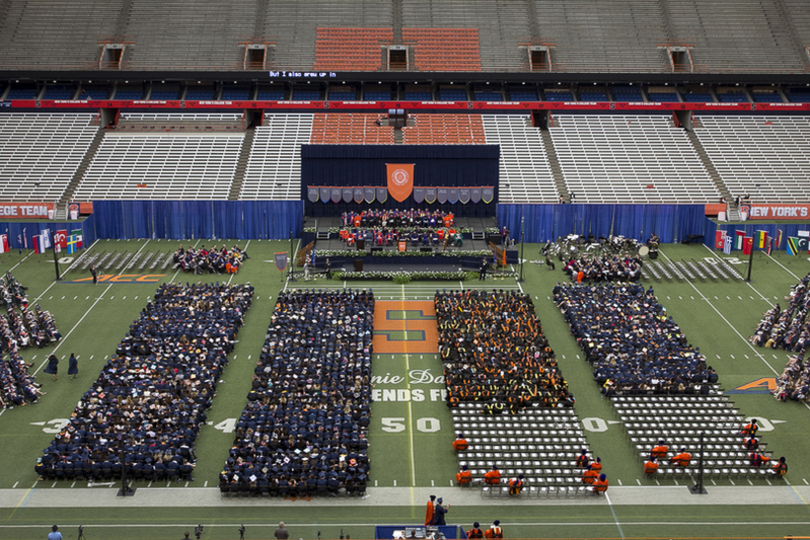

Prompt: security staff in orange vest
[466,522,484,539]
[651,440,668,459]
[644,456,659,475]
[452,433,469,453]
[483,465,501,485]
[670,448,691,467]
[740,419,758,437]
[483,520,503,539]
[456,465,472,486]
[581,464,599,485]
[508,474,524,495]
[589,474,608,494]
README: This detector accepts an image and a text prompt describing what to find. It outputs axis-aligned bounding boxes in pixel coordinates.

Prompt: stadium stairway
[56,125,106,219]
[228,126,256,200]
[684,128,733,213]
[540,128,568,202]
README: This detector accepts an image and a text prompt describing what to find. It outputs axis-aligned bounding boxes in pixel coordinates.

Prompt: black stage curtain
[301,145,499,217]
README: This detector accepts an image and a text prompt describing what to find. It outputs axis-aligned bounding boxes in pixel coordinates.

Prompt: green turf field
[1,238,809,540]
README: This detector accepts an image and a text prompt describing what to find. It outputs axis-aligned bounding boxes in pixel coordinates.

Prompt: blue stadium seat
[293,89,321,100]
[544,91,572,101]
[114,88,144,100]
[751,92,783,103]
[717,92,747,103]
[42,85,74,99]
[150,90,179,100]
[364,91,391,101]
[257,89,285,100]
[185,87,215,100]
[579,91,608,102]
[612,86,643,102]
[221,86,251,100]
[682,92,713,102]
[403,91,432,101]
[788,90,810,103]
[439,89,467,101]
[79,85,111,100]
[6,84,39,99]
[474,91,502,101]
[508,89,538,101]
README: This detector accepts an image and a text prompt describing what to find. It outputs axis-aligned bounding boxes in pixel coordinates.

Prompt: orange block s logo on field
[387,163,414,202]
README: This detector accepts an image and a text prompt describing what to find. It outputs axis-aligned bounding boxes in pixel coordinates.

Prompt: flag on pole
[775,229,783,250]
[32,234,46,254]
[22,228,27,249]
[734,230,746,250]
[742,237,754,256]
[54,229,67,249]
[0,234,8,254]
[66,234,83,254]
[787,237,800,256]
[723,236,732,255]
[714,230,725,250]
[40,229,51,249]
[274,252,288,272]
[755,230,768,250]
[766,237,773,256]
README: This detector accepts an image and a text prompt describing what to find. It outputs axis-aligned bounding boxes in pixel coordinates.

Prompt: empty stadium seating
[221,85,251,101]
[481,115,558,204]
[402,114,486,145]
[695,116,810,203]
[74,132,244,200]
[41,84,75,100]
[310,113,394,144]
[508,87,538,102]
[240,114,313,200]
[185,86,216,101]
[256,88,286,101]
[314,28,393,72]
[0,114,99,201]
[612,86,644,102]
[550,115,717,203]
[402,28,481,72]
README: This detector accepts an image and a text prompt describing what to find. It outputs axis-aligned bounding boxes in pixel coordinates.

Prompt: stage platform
[300,216,518,273]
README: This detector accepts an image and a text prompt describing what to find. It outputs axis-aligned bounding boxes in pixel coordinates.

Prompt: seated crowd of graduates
[341,209,453,229]
[751,272,810,353]
[173,244,249,275]
[773,354,810,402]
[554,283,718,396]
[0,273,59,408]
[34,282,253,482]
[220,289,374,497]
[435,289,575,413]
[563,254,643,283]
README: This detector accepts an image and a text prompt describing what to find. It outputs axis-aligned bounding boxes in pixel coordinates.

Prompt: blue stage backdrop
[498,204,709,244]
[90,200,302,240]
[301,145,499,217]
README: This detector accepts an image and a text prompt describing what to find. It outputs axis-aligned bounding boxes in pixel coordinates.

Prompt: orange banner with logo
[386,163,414,202]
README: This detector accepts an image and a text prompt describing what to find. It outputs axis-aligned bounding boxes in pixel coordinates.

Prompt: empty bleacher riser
[228,126,256,200]
[684,128,732,209]
[57,126,106,212]
[540,128,568,202]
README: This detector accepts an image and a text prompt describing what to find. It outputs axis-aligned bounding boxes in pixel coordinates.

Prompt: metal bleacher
[310,113,393,144]
[695,116,810,203]
[550,115,718,204]
[240,114,313,200]
[402,114,486,145]
[0,114,99,201]
[481,114,558,204]
[123,0,257,69]
[74,131,244,200]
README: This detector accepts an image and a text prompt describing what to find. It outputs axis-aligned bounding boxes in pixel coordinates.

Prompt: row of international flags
[0,228,84,255]
[715,229,810,256]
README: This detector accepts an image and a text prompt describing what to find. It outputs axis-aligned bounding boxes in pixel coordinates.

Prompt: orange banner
[742,204,810,220]
[0,202,54,219]
[386,163,414,203]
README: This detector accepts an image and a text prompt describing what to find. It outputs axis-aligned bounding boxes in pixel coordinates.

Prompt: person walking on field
[68,354,78,380]
[43,354,58,381]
